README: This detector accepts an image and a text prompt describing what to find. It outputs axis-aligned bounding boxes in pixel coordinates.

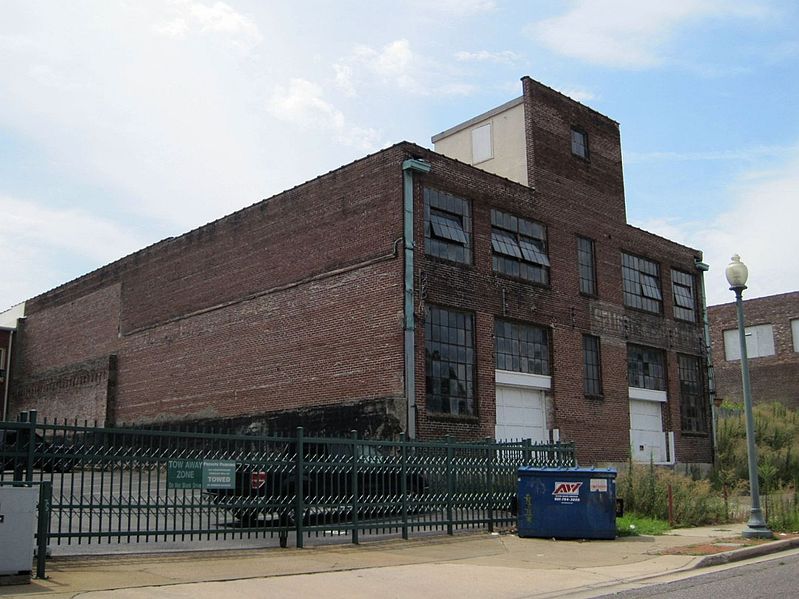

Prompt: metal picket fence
[1,410,576,551]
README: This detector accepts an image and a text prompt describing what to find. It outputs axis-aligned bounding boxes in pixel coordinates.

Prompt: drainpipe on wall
[402,158,431,440]
[695,259,717,456]
[2,329,13,421]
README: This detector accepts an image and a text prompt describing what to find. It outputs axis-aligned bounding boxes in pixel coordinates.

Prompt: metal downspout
[695,260,716,457]
[402,158,431,440]
[2,329,13,420]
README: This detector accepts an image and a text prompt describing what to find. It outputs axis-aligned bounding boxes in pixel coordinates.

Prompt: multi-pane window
[495,320,550,375]
[622,253,663,313]
[671,270,696,322]
[679,354,707,433]
[723,324,775,360]
[424,188,471,264]
[425,305,475,416]
[491,209,550,285]
[577,236,597,296]
[583,335,603,397]
[571,128,588,159]
[628,344,666,391]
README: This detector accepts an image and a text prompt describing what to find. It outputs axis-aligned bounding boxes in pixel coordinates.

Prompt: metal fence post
[446,435,454,536]
[486,438,495,533]
[295,426,304,548]
[351,430,359,545]
[523,438,532,465]
[400,433,408,540]
[26,410,37,483]
[15,411,29,482]
[36,481,52,579]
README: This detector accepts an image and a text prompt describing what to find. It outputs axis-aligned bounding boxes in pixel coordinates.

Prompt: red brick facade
[7,78,714,467]
[709,291,799,409]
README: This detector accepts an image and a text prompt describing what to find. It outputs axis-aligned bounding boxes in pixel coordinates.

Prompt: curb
[695,537,799,568]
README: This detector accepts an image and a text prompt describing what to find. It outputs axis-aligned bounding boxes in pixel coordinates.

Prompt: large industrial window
[495,319,550,375]
[622,253,663,313]
[671,270,696,322]
[491,209,550,285]
[583,335,603,397]
[425,305,475,416]
[628,344,667,391]
[679,354,707,434]
[571,128,589,159]
[577,236,597,296]
[424,188,471,264]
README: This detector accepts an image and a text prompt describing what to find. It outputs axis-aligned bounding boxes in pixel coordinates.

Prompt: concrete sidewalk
[2,524,797,599]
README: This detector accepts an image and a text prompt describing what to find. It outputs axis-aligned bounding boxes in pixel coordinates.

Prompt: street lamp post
[724,254,772,539]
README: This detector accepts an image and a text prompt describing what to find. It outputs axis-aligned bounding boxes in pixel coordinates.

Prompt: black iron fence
[1,410,576,551]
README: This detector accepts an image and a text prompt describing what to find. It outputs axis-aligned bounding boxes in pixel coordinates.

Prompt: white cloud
[352,39,418,92]
[560,87,597,103]
[455,50,522,64]
[632,150,799,305]
[334,39,475,97]
[409,0,496,16]
[0,195,146,264]
[527,0,765,69]
[267,78,382,151]
[153,0,262,50]
[0,195,149,308]
[627,144,796,164]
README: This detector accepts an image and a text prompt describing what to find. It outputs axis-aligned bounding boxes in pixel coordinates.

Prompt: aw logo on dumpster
[552,481,582,503]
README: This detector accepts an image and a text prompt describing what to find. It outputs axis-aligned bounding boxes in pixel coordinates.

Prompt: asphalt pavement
[2,523,799,599]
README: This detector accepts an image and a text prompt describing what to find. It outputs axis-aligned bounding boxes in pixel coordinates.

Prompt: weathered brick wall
[522,76,626,225]
[9,93,714,467]
[9,285,121,422]
[12,147,411,433]
[116,260,405,428]
[408,101,712,464]
[709,291,799,409]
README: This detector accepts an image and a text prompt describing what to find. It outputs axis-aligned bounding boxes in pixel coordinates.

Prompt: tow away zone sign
[168,460,235,490]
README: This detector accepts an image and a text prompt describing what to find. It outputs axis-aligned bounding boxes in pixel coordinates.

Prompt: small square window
[571,128,588,159]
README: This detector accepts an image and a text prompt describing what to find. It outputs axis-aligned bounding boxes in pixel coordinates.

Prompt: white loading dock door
[629,387,669,463]
[494,371,551,443]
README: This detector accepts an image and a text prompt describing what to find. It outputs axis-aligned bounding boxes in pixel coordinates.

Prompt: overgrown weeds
[617,459,727,527]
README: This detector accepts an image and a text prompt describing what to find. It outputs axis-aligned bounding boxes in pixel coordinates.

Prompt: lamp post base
[742,519,773,540]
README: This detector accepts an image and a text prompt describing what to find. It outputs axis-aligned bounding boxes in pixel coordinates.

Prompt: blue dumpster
[517,467,617,540]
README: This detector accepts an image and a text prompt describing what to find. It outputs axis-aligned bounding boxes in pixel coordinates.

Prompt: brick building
[709,291,799,409]
[4,77,713,468]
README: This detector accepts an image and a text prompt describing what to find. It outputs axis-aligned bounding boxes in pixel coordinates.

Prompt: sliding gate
[1,411,575,551]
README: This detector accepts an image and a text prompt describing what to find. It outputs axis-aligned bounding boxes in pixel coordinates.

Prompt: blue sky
[1,0,797,311]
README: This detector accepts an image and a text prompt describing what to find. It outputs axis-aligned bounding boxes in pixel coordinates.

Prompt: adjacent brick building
[4,77,714,468]
[709,291,799,409]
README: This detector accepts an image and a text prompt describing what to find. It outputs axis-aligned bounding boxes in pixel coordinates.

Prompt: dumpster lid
[517,466,617,475]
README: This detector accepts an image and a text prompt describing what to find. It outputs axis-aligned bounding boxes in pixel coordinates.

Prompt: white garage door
[495,385,547,442]
[629,399,666,463]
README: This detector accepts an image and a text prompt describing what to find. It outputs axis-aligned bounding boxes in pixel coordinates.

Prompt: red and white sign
[552,481,582,503]
[251,471,266,490]
[552,482,582,496]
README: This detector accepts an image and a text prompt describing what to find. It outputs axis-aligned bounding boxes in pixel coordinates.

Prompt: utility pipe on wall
[402,158,431,440]
[695,259,717,455]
